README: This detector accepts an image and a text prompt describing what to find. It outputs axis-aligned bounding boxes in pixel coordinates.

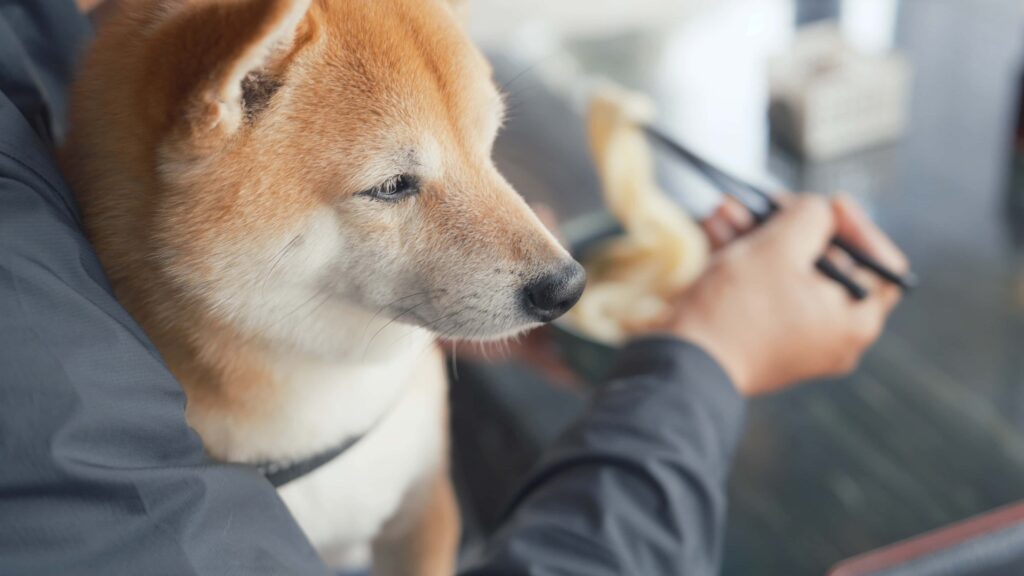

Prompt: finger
[825,245,856,276]
[823,242,905,313]
[849,279,900,349]
[770,189,795,207]
[701,199,752,249]
[756,195,836,263]
[721,197,755,234]
[831,242,905,316]
[821,244,864,296]
[818,249,901,349]
[813,250,898,355]
[832,197,908,313]
[832,195,909,275]
[872,278,903,313]
[701,214,736,249]
[850,259,903,313]
[816,258,869,302]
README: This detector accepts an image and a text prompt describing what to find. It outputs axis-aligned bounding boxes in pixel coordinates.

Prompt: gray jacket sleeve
[0,3,328,575]
[462,339,746,576]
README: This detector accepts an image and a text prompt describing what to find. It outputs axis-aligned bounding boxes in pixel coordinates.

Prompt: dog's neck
[149,301,436,463]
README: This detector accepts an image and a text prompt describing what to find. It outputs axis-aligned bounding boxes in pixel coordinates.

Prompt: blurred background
[445,0,1024,574]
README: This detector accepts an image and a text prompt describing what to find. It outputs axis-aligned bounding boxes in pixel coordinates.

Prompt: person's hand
[651,194,908,396]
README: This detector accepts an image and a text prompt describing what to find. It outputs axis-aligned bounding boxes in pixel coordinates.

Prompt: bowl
[550,211,624,383]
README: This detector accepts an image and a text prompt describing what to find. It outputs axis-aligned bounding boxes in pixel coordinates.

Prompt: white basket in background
[769,23,911,160]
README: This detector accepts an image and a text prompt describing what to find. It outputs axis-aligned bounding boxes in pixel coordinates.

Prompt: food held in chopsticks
[567,86,710,344]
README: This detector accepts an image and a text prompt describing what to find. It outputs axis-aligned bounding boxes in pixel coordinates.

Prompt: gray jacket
[0,2,745,574]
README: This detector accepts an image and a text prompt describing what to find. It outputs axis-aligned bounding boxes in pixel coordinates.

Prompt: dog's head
[70,0,584,359]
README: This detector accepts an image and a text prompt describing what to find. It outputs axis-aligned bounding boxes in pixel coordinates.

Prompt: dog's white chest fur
[278,344,448,566]
[191,330,447,568]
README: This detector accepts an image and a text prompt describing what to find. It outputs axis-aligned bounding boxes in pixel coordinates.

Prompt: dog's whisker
[359,289,444,345]
[387,312,467,352]
[265,285,332,334]
[498,50,560,95]
[450,342,460,382]
[424,310,463,334]
[259,233,303,294]
[292,289,337,327]
[362,299,436,360]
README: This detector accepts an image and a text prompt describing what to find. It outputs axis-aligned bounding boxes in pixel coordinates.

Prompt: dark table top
[455,1,1024,574]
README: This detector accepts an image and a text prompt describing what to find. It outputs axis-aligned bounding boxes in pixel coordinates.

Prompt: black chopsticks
[643,125,915,301]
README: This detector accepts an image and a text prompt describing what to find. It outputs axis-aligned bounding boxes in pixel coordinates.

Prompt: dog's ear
[156,0,315,146]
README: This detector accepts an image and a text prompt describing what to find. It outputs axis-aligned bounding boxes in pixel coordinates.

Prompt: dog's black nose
[522,261,587,322]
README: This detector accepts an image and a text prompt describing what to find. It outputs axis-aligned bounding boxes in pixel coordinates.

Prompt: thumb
[757,195,836,263]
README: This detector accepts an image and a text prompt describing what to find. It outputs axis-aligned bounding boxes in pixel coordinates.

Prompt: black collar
[255,433,365,487]
[252,377,410,487]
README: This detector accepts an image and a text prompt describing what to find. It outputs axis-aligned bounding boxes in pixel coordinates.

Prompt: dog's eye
[361,175,420,202]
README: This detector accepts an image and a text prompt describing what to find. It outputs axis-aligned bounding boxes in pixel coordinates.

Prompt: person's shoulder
[0,95,80,222]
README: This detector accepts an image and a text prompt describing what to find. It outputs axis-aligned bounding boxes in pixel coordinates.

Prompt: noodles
[568,86,710,344]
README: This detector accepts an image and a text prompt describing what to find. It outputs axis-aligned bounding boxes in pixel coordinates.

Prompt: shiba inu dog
[62,0,586,573]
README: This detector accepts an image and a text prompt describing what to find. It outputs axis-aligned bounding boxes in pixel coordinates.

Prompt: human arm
[0,2,329,574]
[460,196,907,575]
[460,338,743,576]
[0,96,331,576]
